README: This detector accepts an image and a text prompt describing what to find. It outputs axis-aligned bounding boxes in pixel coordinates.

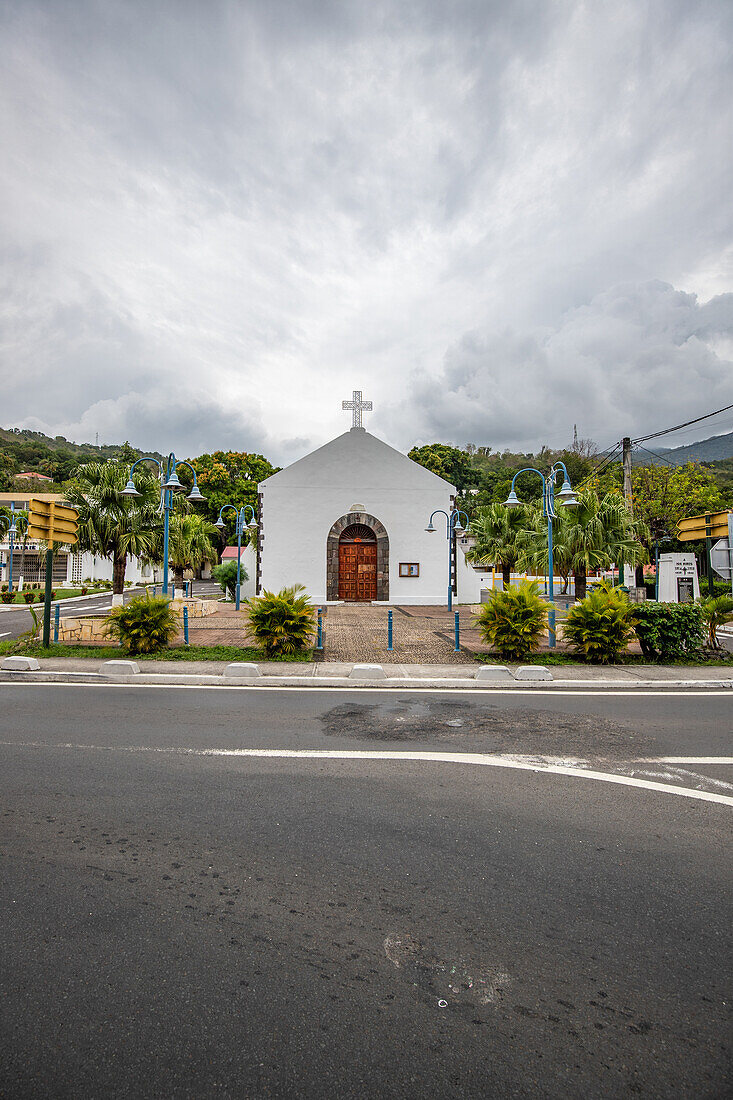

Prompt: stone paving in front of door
[320,603,477,664]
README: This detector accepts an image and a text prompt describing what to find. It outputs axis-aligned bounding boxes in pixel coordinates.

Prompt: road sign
[677,511,731,541]
[27,499,79,546]
[710,538,732,578]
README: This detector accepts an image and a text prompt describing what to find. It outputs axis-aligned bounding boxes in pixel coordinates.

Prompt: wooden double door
[339,541,377,601]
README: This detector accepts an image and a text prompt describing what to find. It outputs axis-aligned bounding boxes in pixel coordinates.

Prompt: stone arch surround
[327,512,389,602]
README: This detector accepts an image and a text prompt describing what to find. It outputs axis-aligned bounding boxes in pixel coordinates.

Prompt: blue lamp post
[3,503,22,593]
[214,504,257,610]
[121,453,206,596]
[503,462,578,648]
[425,508,470,610]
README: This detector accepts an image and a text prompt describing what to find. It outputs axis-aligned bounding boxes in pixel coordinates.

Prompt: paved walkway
[320,603,476,664]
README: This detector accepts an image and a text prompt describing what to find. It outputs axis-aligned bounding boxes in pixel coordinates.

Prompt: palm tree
[65,461,161,601]
[167,513,218,588]
[518,490,647,600]
[466,502,529,589]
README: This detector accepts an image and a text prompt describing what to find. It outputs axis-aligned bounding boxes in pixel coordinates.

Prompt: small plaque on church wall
[399,563,420,577]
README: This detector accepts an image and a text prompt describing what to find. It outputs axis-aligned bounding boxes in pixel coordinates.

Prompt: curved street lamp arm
[428,509,449,527]
[549,460,571,482]
[128,456,164,479]
[508,467,545,492]
[217,503,240,521]
[174,458,202,487]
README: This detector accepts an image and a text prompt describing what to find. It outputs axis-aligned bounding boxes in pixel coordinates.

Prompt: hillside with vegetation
[0,427,161,492]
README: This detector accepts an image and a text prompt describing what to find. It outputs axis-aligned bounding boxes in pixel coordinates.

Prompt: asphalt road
[1,685,731,1098]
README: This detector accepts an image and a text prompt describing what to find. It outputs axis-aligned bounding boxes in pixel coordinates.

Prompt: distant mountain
[0,426,160,461]
[654,431,733,464]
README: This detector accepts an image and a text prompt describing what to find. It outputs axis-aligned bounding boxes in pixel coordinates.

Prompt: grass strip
[0,641,313,662]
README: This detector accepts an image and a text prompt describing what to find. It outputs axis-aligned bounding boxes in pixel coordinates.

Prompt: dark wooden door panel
[339,543,376,600]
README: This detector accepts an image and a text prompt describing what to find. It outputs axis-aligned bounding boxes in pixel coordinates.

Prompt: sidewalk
[2,655,732,690]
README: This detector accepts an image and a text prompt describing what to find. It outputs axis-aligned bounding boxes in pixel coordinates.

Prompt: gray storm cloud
[0,0,731,461]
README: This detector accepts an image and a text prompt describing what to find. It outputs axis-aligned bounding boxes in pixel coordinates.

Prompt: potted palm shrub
[104,592,180,655]
[247,585,316,658]
[473,580,549,660]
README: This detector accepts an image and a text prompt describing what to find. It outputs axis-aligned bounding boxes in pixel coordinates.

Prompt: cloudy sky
[1,0,732,463]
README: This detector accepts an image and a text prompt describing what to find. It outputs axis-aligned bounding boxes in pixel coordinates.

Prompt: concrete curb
[1,670,732,690]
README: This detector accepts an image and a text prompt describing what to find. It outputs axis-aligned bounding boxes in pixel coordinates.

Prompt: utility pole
[616,436,633,587]
[622,436,633,508]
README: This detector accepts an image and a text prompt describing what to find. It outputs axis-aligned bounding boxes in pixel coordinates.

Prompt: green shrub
[699,595,733,649]
[23,591,35,604]
[632,602,705,661]
[1,583,7,592]
[104,593,180,655]
[212,559,248,599]
[474,579,549,660]
[1,591,14,604]
[562,583,636,663]
[247,585,316,658]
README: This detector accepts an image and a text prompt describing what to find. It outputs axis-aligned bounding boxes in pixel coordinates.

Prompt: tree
[630,462,724,548]
[183,451,279,542]
[65,461,161,598]
[407,444,477,490]
[518,490,648,600]
[0,451,16,491]
[465,502,529,589]
[166,513,218,587]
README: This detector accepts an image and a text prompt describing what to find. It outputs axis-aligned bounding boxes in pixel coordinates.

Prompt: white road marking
[0,681,732,697]
[0,741,731,808]
[0,632,10,638]
[634,756,733,765]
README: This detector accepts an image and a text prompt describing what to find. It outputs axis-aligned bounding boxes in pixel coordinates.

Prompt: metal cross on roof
[342,389,373,429]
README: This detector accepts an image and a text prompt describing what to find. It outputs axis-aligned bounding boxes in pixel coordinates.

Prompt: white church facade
[256,392,490,605]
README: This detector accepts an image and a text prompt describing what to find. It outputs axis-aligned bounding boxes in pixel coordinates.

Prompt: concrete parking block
[1,655,41,671]
[515,665,553,681]
[223,663,261,678]
[475,665,514,681]
[349,663,387,680]
[100,660,140,676]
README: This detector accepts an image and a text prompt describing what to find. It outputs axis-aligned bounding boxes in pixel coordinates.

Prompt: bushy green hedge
[632,603,705,661]
[212,558,248,598]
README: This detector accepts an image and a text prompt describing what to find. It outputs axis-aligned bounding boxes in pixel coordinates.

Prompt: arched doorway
[326,512,389,602]
[338,524,377,601]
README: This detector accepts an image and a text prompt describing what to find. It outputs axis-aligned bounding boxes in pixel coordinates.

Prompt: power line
[575,442,623,490]
[632,401,733,445]
[633,443,678,468]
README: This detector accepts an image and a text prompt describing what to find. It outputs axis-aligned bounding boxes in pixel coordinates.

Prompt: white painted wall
[259,428,456,604]
[456,544,494,603]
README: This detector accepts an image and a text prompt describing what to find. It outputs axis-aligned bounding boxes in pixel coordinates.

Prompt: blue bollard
[54,603,60,643]
[454,610,460,652]
[316,608,323,650]
[171,584,176,600]
[152,585,156,598]
[183,605,189,646]
[387,609,393,651]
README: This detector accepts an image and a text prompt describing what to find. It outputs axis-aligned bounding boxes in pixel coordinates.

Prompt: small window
[399,562,420,577]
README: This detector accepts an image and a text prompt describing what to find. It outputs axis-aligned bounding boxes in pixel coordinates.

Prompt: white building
[0,491,158,588]
[257,393,487,605]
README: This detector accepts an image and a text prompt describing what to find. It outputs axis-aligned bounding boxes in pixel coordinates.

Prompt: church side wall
[259,483,455,604]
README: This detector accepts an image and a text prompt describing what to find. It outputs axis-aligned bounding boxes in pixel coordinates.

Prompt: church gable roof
[259,430,456,493]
